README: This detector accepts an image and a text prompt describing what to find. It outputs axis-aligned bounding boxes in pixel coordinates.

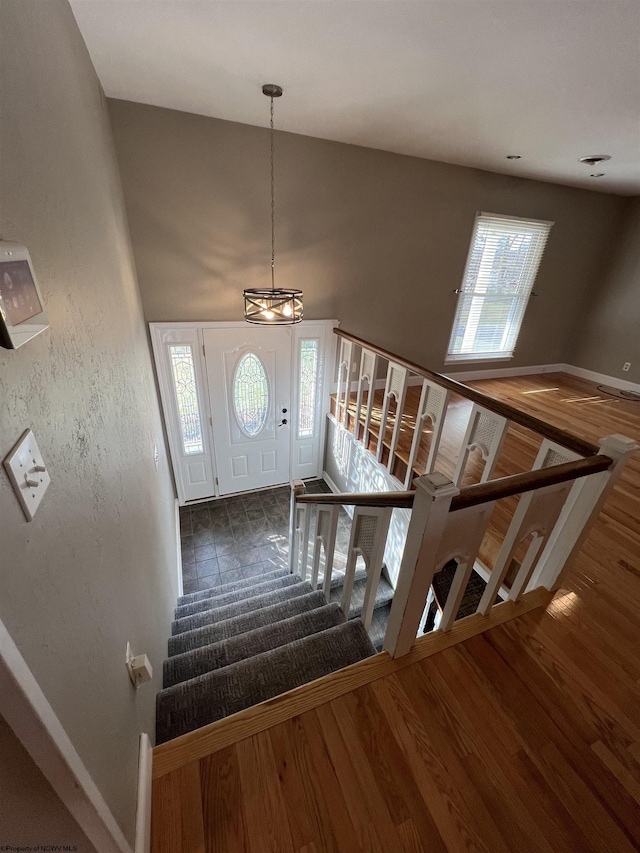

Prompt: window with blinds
[446,213,553,361]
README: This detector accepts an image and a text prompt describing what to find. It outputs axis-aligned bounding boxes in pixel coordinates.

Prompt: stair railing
[310,329,639,657]
[333,328,598,487]
[290,434,638,658]
[289,484,414,628]
[383,433,637,657]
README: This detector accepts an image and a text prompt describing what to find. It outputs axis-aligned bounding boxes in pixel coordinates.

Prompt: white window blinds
[446,213,553,361]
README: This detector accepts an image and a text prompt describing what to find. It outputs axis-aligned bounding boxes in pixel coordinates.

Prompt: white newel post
[528,434,638,592]
[383,473,459,659]
[289,480,306,574]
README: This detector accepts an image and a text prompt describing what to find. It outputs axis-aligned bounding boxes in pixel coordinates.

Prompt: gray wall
[0,714,95,850]
[571,197,640,384]
[108,98,625,374]
[0,1,177,845]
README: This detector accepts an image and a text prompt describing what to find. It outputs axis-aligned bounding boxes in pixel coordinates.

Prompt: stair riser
[171,582,313,636]
[163,604,346,688]
[177,568,288,606]
[157,621,376,744]
[167,590,327,656]
[175,574,300,619]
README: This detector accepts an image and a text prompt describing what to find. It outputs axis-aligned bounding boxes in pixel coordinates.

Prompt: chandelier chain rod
[270,94,275,292]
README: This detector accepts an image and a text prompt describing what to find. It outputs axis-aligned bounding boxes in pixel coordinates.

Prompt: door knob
[282,408,288,414]
[278,418,288,427]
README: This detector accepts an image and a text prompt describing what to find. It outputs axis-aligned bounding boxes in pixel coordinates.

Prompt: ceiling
[70,1,640,195]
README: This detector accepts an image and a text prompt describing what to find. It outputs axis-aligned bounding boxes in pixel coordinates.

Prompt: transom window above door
[446,212,553,362]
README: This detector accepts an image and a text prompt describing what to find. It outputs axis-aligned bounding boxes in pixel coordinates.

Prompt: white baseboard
[134,733,152,853]
[445,360,640,395]
[175,498,183,598]
[445,363,564,382]
[321,470,341,495]
[0,617,131,853]
[560,363,640,395]
[337,352,640,397]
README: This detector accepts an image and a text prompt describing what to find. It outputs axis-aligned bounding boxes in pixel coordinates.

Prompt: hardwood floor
[151,373,640,852]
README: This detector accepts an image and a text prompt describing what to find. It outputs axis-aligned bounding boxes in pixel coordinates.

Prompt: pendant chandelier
[244,84,303,325]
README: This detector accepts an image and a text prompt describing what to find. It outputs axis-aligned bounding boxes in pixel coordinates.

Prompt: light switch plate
[3,429,51,521]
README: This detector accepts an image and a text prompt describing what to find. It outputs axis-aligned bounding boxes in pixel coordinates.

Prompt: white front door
[203,326,292,495]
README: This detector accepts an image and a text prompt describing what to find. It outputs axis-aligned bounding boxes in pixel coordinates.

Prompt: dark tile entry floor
[179,480,332,595]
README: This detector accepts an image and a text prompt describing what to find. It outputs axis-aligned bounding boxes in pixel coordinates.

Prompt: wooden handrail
[296,490,415,509]
[334,328,599,458]
[449,454,612,511]
[296,456,610,513]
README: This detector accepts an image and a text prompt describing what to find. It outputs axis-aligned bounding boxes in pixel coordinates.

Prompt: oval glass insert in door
[233,351,270,437]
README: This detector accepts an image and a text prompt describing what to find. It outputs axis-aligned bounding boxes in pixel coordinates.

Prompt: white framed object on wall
[0,242,49,349]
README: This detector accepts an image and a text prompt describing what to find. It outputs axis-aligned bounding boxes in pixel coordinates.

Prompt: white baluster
[476,439,581,614]
[360,508,393,631]
[288,480,306,574]
[387,372,408,476]
[453,404,508,486]
[354,348,377,446]
[377,362,408,470]
[321,506,340,602]
[340,507,392,620]
[507,534,546,601]
[528,434,638,592]
[312,504,339,592]
[435,501,496,631]
[477,479,574,613]
[310,509,324,589]
[383,473,459,658]
[337,339,353,428]
[298,503,312,581]
[404,380,450,488]
[362,360,378,453]
[535,439,582,469]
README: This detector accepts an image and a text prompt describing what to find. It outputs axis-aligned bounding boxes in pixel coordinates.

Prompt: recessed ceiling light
[506,154,521,160]
[590,172,606,178]
[579,155,611,166]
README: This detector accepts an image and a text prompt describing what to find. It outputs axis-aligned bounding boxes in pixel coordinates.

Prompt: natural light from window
[168,344,204,455]
[446,213,552,362]
[298,339,319,438]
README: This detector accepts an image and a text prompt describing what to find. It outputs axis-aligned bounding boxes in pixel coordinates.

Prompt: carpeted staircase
[156,567,393,744]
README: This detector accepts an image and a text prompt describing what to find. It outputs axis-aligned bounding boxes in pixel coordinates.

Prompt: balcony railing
[288,329,638,658]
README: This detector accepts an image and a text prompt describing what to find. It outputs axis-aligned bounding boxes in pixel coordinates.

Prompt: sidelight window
[168,344,204,454]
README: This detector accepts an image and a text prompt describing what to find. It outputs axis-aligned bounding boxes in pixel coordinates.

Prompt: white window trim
[445,212,553,364]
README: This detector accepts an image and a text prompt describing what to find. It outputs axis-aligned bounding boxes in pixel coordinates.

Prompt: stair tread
[328,574,394,619]
[368,601,392,652]
[171,582,313,636]
[157,620,376,743]
[177,568,289,605]
[163,603,346,688]
[175,574,300,619]
[168,590,327,656]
